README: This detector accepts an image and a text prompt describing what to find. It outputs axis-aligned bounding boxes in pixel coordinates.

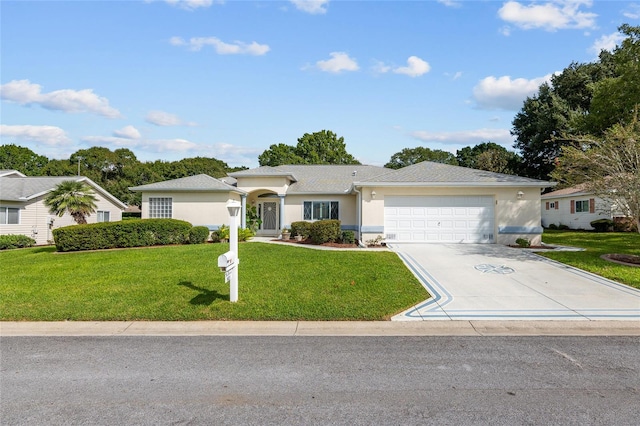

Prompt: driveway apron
[390,244,640,321]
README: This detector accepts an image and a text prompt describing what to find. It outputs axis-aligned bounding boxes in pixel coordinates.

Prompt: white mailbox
[217,251,237,272]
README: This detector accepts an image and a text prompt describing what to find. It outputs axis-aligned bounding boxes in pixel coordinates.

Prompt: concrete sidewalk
[2,320,639,336]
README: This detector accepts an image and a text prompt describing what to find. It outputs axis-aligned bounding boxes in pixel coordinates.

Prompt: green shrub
[515,238,531,248]
[0,234,36,250]
[238,228,254,242]
[613,217,638,233]
[291,221,311,238]
[341,230,355,244]
[590,218,614,232]
[189,226,210,244]
[558,224,570,230]
[52,219,192,252]
[212,225,229,242]
[309,220,341,244]
[547,223,558,230]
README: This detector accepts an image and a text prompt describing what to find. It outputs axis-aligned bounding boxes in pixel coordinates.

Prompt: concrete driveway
[389,244,640,321]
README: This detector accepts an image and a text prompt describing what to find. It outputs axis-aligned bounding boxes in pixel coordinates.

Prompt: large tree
[551,112,640,233]
[258,130,360,166]
[44,181,98,225]
[0,144,49,175]
[456,142,521,174]
[384,147,457,169]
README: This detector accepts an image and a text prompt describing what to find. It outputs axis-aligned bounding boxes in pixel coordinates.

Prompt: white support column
[240,195,247,229]
[278,194,285,230]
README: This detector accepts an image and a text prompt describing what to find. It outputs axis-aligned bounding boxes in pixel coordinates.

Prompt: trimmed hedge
[189,226,210,244]
[309,220,341,244]
[291,221,312,238]
[53,219,192,252]
[0,234,36,250]
[590,219,613,232]
[341,230,355,244]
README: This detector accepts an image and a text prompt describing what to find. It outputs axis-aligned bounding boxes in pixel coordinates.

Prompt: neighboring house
[0,170,126,245]
[131,162,553,246]
[541,185,622,230]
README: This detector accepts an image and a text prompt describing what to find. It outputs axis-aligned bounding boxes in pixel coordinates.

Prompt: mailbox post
[226,200,241,302]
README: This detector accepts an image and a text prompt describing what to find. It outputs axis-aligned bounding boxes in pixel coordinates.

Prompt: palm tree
[44,181,98,224]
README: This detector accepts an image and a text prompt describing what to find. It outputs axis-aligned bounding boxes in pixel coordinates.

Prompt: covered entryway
[384,196,495,243]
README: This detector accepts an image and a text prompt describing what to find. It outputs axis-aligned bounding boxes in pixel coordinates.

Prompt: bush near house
[53,219,192,252]
[590,219,614,232]
[341,230,355,244]
[188,226,211,244]
[291,221,312,238]
[0,235,36,250]
[309,219,341,244]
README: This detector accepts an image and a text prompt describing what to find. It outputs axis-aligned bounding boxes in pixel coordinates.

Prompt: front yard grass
[541,230,640,289]
[0,243,428,321]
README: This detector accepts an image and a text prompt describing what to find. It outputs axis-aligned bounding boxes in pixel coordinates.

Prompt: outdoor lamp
[517,191,524,200]
[226,200,241,217]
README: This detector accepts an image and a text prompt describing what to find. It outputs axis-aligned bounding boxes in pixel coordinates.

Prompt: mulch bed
[274,238,359,249]
[601,253,640,267]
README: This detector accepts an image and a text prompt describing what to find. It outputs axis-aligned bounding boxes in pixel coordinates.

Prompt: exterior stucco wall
[0,193,124,246]
[140,191,240,228]
[359,186,543,245]
[541,196,611,230]
[235,177,289,194]
[281,194,357,229]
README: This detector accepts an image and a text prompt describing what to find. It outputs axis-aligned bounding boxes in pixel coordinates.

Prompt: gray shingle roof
[232,165,390,194]
[0,175,126,207]
[361,161,551,186]
[129,174,245,193]
[542,184,589,198]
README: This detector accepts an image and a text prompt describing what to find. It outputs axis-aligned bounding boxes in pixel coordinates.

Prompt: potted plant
[281,227,291,241]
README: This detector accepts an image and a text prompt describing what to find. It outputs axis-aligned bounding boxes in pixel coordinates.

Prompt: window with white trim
[575,200,589,213]
[149,197,172,218]
[97,211,110,222]
[0,207,19,224]
[303,201,339,221]
[549,202,556,209]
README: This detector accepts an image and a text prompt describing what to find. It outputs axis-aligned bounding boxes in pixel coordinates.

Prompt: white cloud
[498,0,597,32]
[145,110,196,127]
[290,0,329,14]
[472,74,554,110]
[393,56,431,77]
[314,52,359,73]
[589,31,624,56]
[112,125,141,139]
[623,3,640,19]
[0,124,72,146]
[410,128,514,146]
[372,60,392,74]
[149,0,222,11]
[170,36,270,55]
[82,135,200,153]
[0,79,121,118]
[437,0,462,8]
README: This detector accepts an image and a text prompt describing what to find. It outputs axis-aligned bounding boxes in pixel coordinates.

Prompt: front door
[260,201,278,234]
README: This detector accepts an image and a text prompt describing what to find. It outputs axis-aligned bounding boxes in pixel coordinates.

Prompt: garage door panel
[384,196,495,243]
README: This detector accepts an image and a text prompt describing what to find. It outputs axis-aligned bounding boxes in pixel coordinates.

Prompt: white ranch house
[541,185,624,230]
[0,170,126,245]
[131,161,553,246]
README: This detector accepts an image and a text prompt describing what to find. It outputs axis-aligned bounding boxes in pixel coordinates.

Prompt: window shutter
[589,198,595,213]
[570,200,575,214]
[555,201,559,210]
[546,202,549,210]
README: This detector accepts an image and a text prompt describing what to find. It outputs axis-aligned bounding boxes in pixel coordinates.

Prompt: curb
[2,321,639,337]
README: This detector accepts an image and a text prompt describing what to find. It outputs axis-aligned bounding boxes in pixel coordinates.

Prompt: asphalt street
[2,336,639,425]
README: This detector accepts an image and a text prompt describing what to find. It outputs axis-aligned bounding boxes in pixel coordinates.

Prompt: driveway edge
[1,320,639,337]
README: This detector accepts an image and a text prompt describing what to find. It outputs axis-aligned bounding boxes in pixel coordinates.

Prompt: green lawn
[0,243,428,321]
[541,230,640,289]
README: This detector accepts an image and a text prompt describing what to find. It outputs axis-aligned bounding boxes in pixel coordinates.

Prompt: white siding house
[541,186,617,230]
[0,170,126,245]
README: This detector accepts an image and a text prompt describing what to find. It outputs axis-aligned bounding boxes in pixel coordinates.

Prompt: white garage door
[384,196,495,243]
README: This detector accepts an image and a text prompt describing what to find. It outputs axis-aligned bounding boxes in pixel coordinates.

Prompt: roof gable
[129,174,245,193]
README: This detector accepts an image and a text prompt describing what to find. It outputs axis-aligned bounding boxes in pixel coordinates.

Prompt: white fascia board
[542,191,592,199]
[354,181,555,188]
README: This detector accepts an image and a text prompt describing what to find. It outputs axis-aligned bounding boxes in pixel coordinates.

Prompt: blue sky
[1,0,638,168]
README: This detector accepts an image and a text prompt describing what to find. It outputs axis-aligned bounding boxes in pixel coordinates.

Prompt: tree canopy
[512,24,640,180]
[551,112,640,233]
[456,142,521,175]
[384,147,457,169]
[258,130,360,166]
